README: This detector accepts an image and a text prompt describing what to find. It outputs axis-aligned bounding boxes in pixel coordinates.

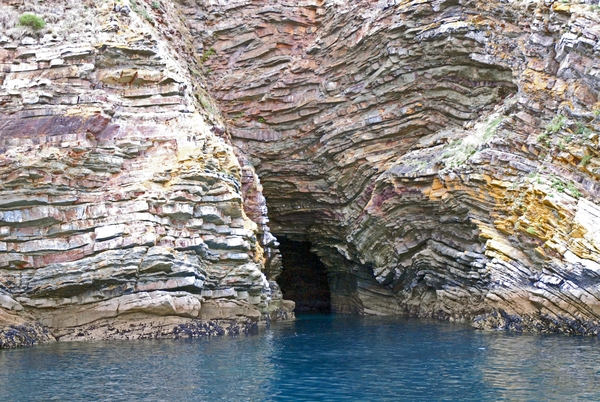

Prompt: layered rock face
[0,0,293,347]
[1,0,600,347]
[191,0,600,333]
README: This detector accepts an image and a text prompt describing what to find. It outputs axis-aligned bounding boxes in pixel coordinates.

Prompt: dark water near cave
[1,315,600,401]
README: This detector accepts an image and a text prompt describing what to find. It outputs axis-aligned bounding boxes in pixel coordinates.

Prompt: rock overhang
[0,0,294,347]
[190,0,600,333]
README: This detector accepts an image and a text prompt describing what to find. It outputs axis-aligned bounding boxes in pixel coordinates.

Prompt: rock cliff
[192,0,600,334]
[1,0,600,347]
[0,0,293,347]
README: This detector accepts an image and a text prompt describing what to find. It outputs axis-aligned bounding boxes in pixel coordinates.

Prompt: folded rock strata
[2,0,600,347]
[191,0,600,334]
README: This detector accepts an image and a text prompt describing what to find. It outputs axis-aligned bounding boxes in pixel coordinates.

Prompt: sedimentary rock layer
[191,0,600,333]
[0,0,293,347]
[2,0,599,344]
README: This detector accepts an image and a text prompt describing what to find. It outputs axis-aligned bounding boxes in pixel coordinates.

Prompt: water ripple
[1,315,599,401]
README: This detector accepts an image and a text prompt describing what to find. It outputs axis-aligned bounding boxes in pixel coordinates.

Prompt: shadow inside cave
[276,238,332,314]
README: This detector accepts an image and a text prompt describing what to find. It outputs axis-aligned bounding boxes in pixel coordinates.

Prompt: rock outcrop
[0,0,293,347]
[190,0,600,334]
[2,0,600,345]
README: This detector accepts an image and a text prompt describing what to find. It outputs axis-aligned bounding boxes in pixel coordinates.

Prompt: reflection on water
[1,315,599,401]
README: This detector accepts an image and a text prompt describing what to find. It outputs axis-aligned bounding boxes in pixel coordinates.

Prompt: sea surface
[1,314,599,401]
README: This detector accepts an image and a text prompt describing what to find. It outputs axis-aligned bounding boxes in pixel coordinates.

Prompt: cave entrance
[276,238,331,314]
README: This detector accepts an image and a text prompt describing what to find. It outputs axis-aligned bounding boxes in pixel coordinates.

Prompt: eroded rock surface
[2,0,600,344]
[190,0,600,334]
[0,0,293,347]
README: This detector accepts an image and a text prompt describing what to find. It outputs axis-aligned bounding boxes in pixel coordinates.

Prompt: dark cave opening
[276,238,331,314]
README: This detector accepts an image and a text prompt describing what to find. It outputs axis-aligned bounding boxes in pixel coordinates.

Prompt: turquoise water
[1,315,600,401]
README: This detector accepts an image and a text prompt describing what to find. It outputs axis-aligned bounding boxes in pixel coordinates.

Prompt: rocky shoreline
[1,0,600,347]
[0,0,294,348]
